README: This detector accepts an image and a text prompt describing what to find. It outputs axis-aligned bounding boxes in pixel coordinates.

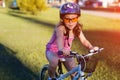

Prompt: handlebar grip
[89,48,104,53]
[86,48,104,57]
[58,51,63,55]
[99,48,104,51]
[70,51,77,55]
[96,48,104,53]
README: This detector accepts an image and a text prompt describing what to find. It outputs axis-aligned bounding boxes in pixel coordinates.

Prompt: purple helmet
[60,2,81,18]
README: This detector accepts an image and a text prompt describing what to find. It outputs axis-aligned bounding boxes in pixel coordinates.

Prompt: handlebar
[58,48,104,71]
[58,48,104,57]
[84,48,104,57]
[70,48,104,71]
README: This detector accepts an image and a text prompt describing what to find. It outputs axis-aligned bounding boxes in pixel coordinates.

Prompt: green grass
[80,13,120,31]
[0,8,120,80]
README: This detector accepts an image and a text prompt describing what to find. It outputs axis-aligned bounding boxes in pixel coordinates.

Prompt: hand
[62,48,70,56]
[89,46,99,53]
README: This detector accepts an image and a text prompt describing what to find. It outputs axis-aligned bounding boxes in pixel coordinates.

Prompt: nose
[69,20,72,23]
[69,20,73,23]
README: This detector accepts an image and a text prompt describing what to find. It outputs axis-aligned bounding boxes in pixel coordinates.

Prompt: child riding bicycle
[46,2,99,80]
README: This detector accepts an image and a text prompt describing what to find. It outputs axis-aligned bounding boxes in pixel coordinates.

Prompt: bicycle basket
[81,55,99,73]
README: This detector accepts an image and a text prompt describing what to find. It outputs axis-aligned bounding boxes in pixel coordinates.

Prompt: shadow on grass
[7,10,55,28]
[0,43,38,80]
[84,30,120,71]
[9,9,25,14]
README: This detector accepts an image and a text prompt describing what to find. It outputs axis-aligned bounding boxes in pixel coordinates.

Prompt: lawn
[0,8,120,80]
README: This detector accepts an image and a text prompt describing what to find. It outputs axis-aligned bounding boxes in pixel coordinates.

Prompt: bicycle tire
[39,64,49,80]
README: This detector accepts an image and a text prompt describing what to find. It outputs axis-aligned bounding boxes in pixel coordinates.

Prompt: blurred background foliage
[17,0,47,14]
[4,0,47,15]
[4,0,13,7]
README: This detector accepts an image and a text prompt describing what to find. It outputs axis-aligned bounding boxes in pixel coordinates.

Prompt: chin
[69,27,74,30]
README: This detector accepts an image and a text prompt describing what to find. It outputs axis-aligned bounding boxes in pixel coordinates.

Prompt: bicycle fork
[72,65,85,80]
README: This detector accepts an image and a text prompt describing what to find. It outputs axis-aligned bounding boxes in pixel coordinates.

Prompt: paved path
[82,10,120,19]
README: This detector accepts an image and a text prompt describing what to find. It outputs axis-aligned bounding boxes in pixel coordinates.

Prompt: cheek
[73,22,78,26]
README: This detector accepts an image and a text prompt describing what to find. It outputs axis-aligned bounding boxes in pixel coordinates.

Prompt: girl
[46,2,99,80]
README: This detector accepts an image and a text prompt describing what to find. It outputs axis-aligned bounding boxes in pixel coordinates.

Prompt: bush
[17,0,47,15]
[5,0,13,7]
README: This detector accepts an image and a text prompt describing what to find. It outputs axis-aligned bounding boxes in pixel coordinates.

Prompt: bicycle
[39,48,104,80]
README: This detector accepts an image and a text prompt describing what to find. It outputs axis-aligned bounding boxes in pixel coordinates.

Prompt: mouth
[68,24,73,27]
[68,25,74,29]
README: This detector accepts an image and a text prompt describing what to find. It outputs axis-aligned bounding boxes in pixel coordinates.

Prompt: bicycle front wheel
[39,64,49,80]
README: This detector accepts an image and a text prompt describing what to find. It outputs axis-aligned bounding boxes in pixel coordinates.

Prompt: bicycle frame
[57,64,86,80]
[56,56,93,80]
[39,48,104,80]
[56,48,104,80]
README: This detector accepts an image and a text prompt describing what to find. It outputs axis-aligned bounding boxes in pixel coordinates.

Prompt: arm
[78,31,93,49]
[55,26,70,56]
[55,26,64,50]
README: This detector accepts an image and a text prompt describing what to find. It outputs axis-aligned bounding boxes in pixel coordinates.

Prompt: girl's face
[63,14,78,30]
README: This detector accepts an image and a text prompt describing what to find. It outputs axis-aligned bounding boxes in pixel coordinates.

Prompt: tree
[17,0,47,15]
[4,0,13,7]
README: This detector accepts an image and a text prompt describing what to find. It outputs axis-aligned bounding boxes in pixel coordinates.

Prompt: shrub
[17,0,47,15]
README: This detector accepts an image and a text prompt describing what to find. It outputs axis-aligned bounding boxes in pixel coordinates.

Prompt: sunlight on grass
[80,13,120,31]
[0,8,120,80]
